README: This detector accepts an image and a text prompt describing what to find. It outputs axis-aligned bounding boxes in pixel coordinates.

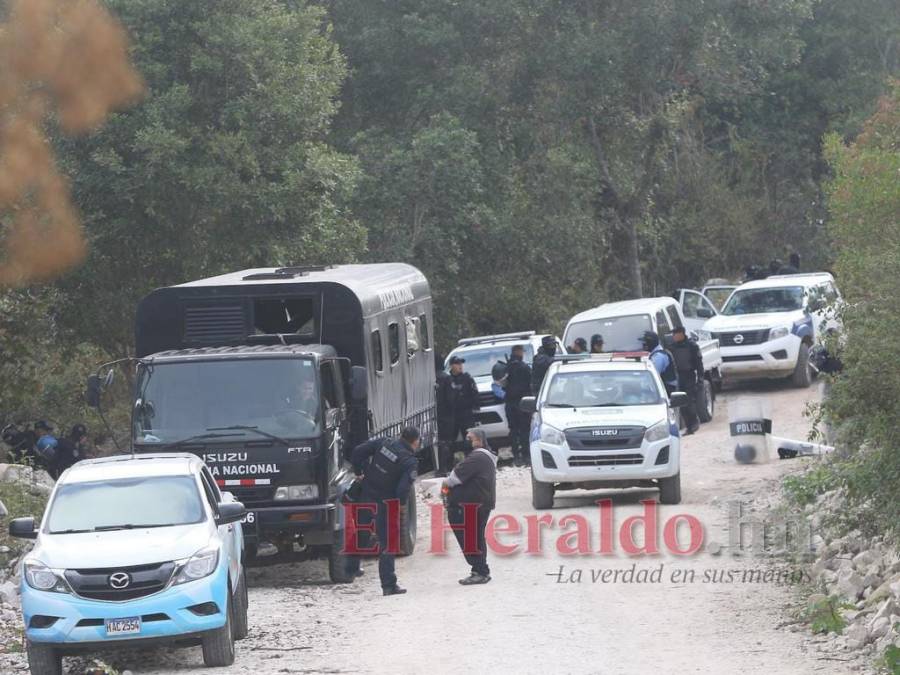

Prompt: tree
[53,0,362,357]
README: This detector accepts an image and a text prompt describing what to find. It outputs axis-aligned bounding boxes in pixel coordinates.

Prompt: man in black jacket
[503,344,532,467]
[347,427,420,595]
[531,335,557,394]
[669,327,704,434]
[436,356,479,474]
[443,428,497,585]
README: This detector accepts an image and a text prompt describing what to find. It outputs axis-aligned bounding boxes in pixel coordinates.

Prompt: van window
[405,316,420,358]
[371,330,384,373]
[253,297,315,335]
[419,314,431,351]
[666,306,683,330]
[388,322,401,366]
[320,362,337,409]
[655,310,670,336]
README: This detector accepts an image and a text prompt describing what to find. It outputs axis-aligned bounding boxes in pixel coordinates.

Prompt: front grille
[65,562,176,602]
[565,426,645,451]
[568,453,644,467]
[228,485,273,507]
[478,391,502,407]
[722,355,764,362]
[713,330,769,347]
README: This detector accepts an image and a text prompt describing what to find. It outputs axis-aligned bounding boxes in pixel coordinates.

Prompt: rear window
[388,322,401,365]
[446,344,535,378]
[565,315,652,353]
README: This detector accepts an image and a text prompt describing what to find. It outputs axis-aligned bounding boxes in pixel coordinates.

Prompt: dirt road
[65,385,861,673]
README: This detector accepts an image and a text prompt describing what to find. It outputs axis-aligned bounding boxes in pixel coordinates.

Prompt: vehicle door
[319,361,348,481]
[199,466,241,582]
[679,290,717,333]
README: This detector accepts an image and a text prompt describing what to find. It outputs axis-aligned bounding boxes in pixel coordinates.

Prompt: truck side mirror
[9,517,37,539]
[697,307,715,319]
[669,392,689,408]
[519,397,537,414]
[85,374,102,408]
[216,501,247,525]
[350,366,367,402]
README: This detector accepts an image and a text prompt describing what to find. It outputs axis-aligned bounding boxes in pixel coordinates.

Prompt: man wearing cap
[436,355,479,474]
[503,344,532,467]
[669,326,704,435]
[569,337,588,354]
[531,335,558,394]
[590,334,605,354]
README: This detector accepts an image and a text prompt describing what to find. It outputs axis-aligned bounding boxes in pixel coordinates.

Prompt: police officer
[347,427,421,595]
[435,356,479,473]
[669,326,704,435]
[569,337,587,354]
[531,335,558,394]
[641,331,678,394]
[590,334,605,354]
[33,421,60,478]
[503,344,532,467]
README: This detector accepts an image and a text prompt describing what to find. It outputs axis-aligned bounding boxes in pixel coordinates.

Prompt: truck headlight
[644,420,670,443]
[24,562,70,594]
[768,326,790,340]
[173,547,219,585]
[540,424,565,446]
[696,329,712,342]
[274,484,319,501]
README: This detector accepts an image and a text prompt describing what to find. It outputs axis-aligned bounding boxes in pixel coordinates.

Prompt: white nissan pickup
[520,354,689,508]
[701,273,842,387]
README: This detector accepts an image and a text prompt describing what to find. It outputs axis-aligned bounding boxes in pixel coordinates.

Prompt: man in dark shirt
[503,344,532,467]
[443,428,497,585]
[669,326,704,435]
[436,356,479,474]
[347,427,420,595]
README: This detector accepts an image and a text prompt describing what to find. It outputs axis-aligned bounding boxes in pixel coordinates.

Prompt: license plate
[105,617,141,636]
[240,511,256,525]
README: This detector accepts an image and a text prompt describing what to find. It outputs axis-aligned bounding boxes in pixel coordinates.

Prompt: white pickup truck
[562,296,722,422]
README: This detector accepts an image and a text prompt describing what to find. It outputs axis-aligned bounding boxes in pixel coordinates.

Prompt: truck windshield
[721,287,804,315]
[447,344,535,378]
[47,476,204,534]
[565,315,652,353]
[544,370,662,408]
[134,358,320,444]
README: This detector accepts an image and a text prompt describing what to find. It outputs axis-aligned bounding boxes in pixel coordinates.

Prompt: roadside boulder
[837,569,866,601]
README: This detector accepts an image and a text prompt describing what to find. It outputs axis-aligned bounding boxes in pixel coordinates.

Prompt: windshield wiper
[51,528,94,535]
[206,425,290,445]
[161,432,242,450]
[545,403,576,408]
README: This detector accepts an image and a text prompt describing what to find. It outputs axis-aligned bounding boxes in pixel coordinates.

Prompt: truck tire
[658,473,682,505]
[328,527,356,583]
[233,571,250,640]
[243,542,258,566]
[26,641,61,675]
[201,590,236,667]
[398,492,417,557]
[697,379,714,423]
[531,472,555,510]
[791,343,813,388]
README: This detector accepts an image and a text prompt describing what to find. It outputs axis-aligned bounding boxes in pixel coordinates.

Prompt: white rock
[873,598,898,623]
[0,580,19,609]
[837,570,866,600]
[845,621,868,648]
[868,616,890,640]
[853,550,877,570]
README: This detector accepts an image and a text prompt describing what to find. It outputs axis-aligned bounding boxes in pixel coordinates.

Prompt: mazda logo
[733,334,745,345]
[108,572,131,589]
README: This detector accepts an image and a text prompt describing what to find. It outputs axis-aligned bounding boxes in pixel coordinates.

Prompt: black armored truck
[99,264,436,582]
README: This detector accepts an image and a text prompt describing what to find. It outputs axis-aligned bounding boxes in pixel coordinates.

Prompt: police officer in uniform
[347,427,420,595]
[503,344,532,467]
[435,356,479,473]
[531,335,558,394]
[641,331,678,395]
[669,326,704,434]
[590,334,605,354]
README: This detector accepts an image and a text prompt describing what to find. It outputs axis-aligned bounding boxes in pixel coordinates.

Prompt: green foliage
[0,479,49,569]
[882,644,900,675]
[783,463,840,507]
[820,81,900,537]
[804,595,849,635]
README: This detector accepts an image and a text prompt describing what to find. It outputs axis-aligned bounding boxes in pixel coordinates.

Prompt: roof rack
[242,265,334,281]
[457,331,536,347]
[765,272,833,280]
[553,352,649,364]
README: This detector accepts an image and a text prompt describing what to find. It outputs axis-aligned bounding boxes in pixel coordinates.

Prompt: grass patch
[783,463,839,507]
[805,595,851,635]
[0,478,49,569]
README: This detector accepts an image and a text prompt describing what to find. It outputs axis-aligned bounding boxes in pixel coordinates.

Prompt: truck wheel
[26,641,61,675]
[328,527,356,584]
[398,492,417,557]
[791,343,813,388]
[201,590,236,667]
[232,571,250,640]
[658,473,682,505]
[531,472,555,510]
[697,379,714,423]
[243,542,258,566]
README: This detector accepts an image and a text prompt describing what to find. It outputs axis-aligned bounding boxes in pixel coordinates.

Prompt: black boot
[382,585,407,596]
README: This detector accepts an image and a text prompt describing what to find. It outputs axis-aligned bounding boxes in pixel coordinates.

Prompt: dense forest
[0,0,898,427]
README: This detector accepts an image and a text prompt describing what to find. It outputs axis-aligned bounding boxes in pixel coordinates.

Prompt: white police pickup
[520,355,687,508]
[702,273,842,387]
